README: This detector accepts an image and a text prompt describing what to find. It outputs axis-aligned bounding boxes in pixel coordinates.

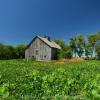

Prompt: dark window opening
[32,56,34,59]
[36,50,39,55]
[44,55,46,58]
[32,56,36,60]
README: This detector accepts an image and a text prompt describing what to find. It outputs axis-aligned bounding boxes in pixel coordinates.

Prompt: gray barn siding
[25,37,52,60]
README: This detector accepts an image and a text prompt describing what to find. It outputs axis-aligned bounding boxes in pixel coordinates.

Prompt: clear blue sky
[0,0,100,46]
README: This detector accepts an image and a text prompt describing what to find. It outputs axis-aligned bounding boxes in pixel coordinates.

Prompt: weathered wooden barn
[25,36,61,60]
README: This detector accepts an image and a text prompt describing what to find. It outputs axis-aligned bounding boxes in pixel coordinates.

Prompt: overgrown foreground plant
[0,67,100,100]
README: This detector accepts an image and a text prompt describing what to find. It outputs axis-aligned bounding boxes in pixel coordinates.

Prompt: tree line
[55,32,100,60]
[0,32,100,60]
[0,44,26,60]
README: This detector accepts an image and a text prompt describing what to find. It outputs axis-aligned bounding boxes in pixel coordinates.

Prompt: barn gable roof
[26,36,61,49]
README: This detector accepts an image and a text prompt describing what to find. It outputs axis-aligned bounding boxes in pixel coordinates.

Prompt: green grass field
[0,60,100,100]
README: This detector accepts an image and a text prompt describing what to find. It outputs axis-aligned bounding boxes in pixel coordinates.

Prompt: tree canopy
[0,44,26,60]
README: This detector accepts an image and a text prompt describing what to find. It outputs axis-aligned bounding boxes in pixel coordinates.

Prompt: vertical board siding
[25,37,52,60]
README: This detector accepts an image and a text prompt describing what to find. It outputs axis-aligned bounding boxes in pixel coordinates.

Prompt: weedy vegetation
[0,60,100,100]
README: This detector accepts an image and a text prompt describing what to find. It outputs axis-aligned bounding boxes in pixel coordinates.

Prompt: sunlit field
[0,60,100,99]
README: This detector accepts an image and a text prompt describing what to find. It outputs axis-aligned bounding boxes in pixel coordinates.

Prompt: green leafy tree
[87,34,98,58]
[84,43,91,58]
[97,32,100,40]
[96,45,100,60]
[15,45,26,59]
[54,40,72,59]
[76,34,85,57]
[69,37,77,57]
[95,32,100,59]
[0,44,15,59]
[0,43,4,59]
[70,34,85,57]
[4,45,15,59]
